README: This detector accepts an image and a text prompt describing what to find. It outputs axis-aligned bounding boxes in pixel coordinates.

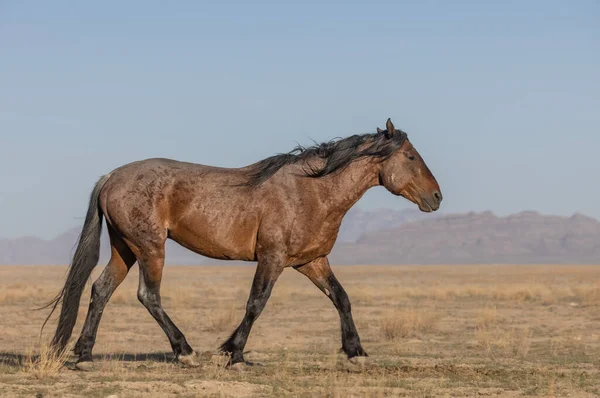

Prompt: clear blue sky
[1,1,599,239]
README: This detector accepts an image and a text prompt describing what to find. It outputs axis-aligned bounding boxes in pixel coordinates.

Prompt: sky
[0,0,599,239]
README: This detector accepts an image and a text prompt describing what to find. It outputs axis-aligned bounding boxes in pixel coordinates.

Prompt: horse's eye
[408,155,416,161]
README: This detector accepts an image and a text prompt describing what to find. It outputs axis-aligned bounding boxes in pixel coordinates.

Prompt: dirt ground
[0,264,599,397]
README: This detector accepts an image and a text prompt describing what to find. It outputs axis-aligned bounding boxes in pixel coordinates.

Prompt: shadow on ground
[0,351,176,369]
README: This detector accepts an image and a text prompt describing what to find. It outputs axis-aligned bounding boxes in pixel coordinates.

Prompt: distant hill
[336,208,434,242]
[1,209,599,265]
[330,211,600,264]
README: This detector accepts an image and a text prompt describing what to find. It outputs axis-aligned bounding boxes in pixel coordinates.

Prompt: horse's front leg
[219,253,284,365]
[295,256,368,359]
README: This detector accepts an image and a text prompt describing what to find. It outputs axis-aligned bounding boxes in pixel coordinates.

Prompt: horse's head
[377,118,442,213]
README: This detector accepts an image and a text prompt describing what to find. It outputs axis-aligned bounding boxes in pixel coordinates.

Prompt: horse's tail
[41,174,111,353]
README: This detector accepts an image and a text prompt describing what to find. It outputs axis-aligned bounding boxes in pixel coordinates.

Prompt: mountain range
[1,209,599,265]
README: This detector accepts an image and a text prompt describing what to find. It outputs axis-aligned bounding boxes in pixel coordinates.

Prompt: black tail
[41,174,111,353]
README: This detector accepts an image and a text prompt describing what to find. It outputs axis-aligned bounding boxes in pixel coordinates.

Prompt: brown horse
[44,118,442,367]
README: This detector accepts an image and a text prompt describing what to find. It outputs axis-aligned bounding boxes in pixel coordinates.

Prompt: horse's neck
[315,157,380,216]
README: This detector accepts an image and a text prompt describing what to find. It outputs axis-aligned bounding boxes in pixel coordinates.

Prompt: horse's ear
[385,118,396,136]
[376,127,384,134]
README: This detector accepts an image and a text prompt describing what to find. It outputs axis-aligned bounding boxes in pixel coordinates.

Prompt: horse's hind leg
[74,226,136,362]
[294,257,367,359]
[137,251,198,367]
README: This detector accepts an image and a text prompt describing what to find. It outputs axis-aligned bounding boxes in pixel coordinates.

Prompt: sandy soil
[0,264,599,397]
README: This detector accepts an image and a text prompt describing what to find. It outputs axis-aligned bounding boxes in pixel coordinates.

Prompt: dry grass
[23,343,73,378]
[476,305,499,329]
[0,264,599,397]
[475,325,532,359]
[380,308,439,340]
[206,303,238,332]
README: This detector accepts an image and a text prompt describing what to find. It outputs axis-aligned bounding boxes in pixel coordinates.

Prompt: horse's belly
[169,213,259,261]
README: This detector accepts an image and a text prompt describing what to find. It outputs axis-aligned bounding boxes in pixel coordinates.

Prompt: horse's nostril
[433,191,443,203]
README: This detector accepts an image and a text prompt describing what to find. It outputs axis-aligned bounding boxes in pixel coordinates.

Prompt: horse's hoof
[178,352,201,368]
[349,356,370,367]
[229,362,249,372]
[73,360,96,371]
[342,356,370,372]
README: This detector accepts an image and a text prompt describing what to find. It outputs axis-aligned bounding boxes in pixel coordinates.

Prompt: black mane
[245,129,408,186]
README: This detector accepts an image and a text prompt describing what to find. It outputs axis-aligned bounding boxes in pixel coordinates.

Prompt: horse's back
[98,158,261,260]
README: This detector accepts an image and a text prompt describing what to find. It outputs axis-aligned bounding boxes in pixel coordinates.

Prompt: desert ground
[0,264,599,397]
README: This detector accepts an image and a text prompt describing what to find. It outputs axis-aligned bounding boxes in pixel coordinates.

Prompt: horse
[43,118,442,368]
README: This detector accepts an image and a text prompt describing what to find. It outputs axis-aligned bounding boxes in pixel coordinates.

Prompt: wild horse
[44,118,442,367]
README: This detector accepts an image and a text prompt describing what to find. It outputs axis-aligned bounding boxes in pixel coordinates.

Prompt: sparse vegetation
[206,303,238,332]
[0,264,599,397]
[23,342,73,377]
[380,308,439,340]
[475,325,532,359]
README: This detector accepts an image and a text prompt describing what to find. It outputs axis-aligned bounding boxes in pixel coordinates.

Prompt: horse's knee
[137,286,160,309]
[137,291,151,307]
[246,297,263,317]
[137,288,151,306]
[91,279,109,302]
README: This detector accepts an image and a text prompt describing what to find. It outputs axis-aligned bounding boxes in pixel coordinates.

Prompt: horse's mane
[244,129,408,187]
